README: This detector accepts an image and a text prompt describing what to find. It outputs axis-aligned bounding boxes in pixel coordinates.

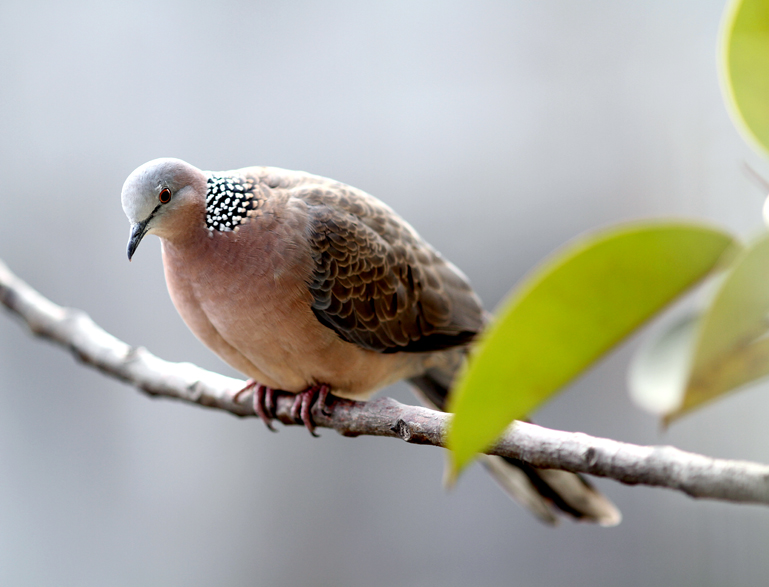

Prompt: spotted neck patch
[205,173,262,233]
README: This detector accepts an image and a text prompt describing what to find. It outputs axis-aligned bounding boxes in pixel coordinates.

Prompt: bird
[121,157,621,526]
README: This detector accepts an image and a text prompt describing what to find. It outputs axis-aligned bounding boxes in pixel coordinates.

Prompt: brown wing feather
[281,176,484,354]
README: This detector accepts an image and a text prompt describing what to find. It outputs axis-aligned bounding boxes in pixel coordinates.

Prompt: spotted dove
[121,157,620,526]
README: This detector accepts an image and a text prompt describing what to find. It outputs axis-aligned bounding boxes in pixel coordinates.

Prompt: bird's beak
[126,219,150,261]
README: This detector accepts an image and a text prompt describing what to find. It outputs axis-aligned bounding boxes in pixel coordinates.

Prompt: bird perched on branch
[121,158,620,526]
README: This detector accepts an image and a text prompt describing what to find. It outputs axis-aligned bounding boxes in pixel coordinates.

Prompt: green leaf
[446,222,736,477]
[719,0,769,156]
[676,335,769,421]
[668,231,769,421]
[631,233,769,423]
[690,232,769,373]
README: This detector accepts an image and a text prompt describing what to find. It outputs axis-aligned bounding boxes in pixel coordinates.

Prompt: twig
[2,258,769,505]
[743,161,769,195]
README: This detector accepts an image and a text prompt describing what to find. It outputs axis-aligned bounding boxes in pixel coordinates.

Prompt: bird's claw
[234,380,331,435]
[254,383,278,432]
[233,379,278,432]
[290,384,331,437]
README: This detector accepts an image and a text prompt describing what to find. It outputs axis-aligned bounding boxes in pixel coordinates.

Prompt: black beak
[127,219,150,261]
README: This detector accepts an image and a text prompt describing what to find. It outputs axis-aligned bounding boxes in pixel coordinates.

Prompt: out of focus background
[0,1,766,585]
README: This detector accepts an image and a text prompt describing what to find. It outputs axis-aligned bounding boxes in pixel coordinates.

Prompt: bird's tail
[408,367,621,526]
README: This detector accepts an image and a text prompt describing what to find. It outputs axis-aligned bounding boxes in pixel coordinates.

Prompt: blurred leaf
[674,335,769,422]
[719,0,769,156]
[667,232,769,421]
[629,312,700,415]
[690,232,769,371]
[632,314,769,424]
[446,222,736,476]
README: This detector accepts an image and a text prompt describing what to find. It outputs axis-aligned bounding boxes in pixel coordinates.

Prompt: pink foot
[290,384,331,437]
[233,379,278,432]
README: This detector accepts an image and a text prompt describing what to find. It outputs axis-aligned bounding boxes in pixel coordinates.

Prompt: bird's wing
[262,169,485,353]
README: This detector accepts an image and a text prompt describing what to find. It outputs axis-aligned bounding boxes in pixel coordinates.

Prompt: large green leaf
[632,232,769,422]
[719,0,769,156]
[446,222,736,476]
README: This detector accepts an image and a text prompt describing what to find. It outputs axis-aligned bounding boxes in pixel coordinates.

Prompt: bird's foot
[233,379,278,432]
[290,384,331,437]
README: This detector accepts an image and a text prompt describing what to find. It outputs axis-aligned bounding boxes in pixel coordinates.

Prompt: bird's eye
[159,188,172,204]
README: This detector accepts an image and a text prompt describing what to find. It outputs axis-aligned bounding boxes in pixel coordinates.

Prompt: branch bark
[2,258,769,505]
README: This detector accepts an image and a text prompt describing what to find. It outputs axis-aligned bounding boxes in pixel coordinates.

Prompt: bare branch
[2,258,769,505]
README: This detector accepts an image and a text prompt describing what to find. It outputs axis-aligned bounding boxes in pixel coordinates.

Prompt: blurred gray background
[0,1,766,585]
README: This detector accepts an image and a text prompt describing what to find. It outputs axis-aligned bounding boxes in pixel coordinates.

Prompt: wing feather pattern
[283,178,484,353]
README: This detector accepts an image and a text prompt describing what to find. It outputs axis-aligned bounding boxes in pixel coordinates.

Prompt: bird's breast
[160,216,419,396]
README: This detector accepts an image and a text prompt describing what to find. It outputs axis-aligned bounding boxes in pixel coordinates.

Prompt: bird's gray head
[121,158,206,260]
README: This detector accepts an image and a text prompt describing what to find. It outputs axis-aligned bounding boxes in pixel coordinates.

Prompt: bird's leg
[317,384,331,416]
[253,383,278,432]
[232,379,277,432]
[262,384,277,420]
[290,384,332,437]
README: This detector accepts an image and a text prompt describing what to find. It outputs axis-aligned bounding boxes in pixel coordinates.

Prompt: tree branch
[2,258,769,505]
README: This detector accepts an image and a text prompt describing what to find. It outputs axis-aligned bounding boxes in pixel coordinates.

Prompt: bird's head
[121,158,207,260]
